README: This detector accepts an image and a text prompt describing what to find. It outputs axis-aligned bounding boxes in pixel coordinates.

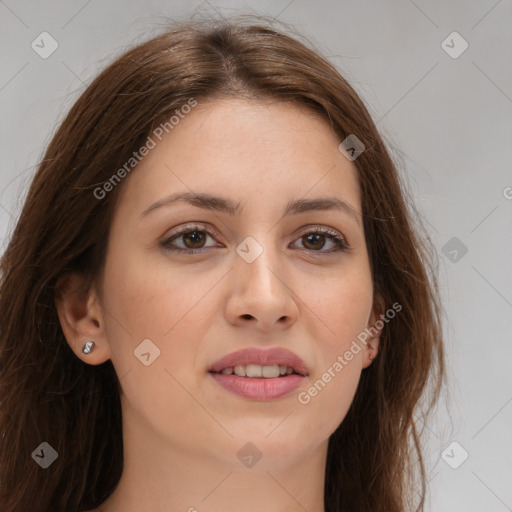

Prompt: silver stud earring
[82,341,95,354]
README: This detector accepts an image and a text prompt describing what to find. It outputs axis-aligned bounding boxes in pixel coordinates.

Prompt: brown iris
[301,233,326,250]
[182,230,207,249]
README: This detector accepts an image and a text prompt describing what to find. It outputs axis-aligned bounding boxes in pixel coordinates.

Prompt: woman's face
[73,98,380,469]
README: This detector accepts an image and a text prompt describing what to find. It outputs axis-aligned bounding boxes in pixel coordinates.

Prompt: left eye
[291,230,349,252]
[161,224,350,254]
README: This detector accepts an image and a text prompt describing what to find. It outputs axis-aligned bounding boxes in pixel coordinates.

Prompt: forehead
[115,97,362,219]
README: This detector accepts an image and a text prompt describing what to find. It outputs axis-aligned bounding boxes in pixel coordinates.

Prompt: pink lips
[208,347,308,401]
[208,347,309,376]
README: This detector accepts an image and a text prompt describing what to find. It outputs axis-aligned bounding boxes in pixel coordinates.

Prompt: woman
[0,14,444,512]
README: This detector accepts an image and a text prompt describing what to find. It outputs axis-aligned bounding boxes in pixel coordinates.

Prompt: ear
[362,292,386,369]
[54,272,112,365]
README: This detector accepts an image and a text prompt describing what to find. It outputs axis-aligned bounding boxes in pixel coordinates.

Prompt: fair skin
[57,98,383,512]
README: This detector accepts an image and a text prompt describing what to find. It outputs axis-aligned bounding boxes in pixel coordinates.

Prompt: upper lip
[208,347,309,376]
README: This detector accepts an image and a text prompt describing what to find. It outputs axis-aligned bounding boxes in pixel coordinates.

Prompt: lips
[208,347,309,377]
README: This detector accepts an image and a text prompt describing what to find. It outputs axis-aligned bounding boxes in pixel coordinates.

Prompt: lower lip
[209,372,305,400]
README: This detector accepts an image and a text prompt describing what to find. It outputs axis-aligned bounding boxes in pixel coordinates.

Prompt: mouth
[208,364,304,378]
[207,347,309,400]
[208,347,309,377]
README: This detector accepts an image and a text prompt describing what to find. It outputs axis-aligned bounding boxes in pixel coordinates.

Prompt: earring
[82,341,95,354]
[369,354,374,361]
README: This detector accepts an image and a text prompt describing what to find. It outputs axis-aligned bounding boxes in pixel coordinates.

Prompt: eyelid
[162,222,222,244]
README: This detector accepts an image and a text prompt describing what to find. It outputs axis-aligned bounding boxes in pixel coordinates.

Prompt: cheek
[297,355,362,442]
[102,242,220,343]
[101,246,225,410]
[296,265,372,434]
[306,258,374,345]
[100,249,222,451]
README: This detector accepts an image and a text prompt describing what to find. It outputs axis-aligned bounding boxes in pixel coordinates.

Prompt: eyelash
[160,223,350,255]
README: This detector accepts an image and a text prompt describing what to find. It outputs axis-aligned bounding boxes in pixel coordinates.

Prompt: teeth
[261,365,280,378]
[223,364,296,378]
[246,364,263,377]
[233,365,245,377]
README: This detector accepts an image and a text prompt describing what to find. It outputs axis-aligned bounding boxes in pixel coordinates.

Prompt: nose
[225,239,299,332]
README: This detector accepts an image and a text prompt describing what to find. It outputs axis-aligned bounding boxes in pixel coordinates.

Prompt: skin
[57,98,383,512]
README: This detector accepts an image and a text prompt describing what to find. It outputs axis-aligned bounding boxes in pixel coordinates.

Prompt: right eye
[161,224,221,254]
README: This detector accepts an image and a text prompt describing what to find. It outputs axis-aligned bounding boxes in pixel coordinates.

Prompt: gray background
[1,1,511,510]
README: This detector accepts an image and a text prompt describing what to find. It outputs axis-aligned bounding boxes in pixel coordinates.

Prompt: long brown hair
[0,13,444,512]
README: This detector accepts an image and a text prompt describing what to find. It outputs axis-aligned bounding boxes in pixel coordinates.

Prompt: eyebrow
[140,192,362,226]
